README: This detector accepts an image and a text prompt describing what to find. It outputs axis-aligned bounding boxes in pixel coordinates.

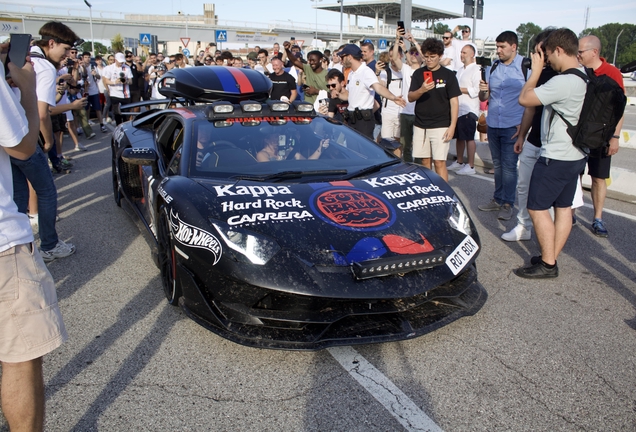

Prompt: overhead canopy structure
[317,0,462,24]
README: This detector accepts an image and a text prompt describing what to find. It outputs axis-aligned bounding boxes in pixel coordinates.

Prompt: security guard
[335,44,406,138]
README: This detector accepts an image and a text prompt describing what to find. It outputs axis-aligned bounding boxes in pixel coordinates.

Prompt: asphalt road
[2,130,635,431]
[623,105,636,131]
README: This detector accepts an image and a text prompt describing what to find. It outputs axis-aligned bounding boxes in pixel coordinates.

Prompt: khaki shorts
[381,111,401,140]
[412,126,450,160]
[0,244,67,363]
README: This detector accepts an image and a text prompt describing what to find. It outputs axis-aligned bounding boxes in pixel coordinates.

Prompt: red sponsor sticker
[312,188,395,231]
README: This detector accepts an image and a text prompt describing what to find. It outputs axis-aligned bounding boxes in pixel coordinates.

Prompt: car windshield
[189,116,395,180]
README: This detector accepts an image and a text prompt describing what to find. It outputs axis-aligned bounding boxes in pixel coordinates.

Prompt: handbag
[477,113,488,134]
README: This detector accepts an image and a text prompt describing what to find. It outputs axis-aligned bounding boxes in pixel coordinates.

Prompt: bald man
[577,35,625,238]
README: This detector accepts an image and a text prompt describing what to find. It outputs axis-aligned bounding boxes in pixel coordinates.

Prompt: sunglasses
[442,37,451,40]
[126,55,133,58]
[326,83,338,89]
[462,30,470,33]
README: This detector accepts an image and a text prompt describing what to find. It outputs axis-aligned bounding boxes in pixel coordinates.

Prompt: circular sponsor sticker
[310,188,395,232]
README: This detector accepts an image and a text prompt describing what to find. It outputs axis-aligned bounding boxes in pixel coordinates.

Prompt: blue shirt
[486,54,526,129]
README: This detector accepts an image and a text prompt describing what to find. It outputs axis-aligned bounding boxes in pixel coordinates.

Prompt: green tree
[516,22,543,56]
[111,33,124,53]
[429,23,451,36]
[581,23,636,67]
[80,41,108,56]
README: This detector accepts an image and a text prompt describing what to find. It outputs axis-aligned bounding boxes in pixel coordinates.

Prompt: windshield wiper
[343,159,402,180]
[232,169,348,182]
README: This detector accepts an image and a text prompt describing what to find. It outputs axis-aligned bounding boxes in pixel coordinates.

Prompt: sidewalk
[448,130,636,203]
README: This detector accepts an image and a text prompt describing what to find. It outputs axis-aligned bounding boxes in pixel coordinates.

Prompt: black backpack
[554,68,626,151]
[490,57,531,81]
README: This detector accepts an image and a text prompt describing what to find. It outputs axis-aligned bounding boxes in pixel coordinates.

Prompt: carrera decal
[169,210,222,264]
[227,210,314,226]
[310,188,396,232]
[214,184,293,198]
[397,195,455,211]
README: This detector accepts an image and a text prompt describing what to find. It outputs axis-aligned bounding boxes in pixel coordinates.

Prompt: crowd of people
[0,17,626,430]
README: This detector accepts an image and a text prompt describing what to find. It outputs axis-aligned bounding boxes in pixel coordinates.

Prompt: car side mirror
[121,147,158,166]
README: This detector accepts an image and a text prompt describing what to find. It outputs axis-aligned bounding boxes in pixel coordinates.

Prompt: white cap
[115,53,126,63]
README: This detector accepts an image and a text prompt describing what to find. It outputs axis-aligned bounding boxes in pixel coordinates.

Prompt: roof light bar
[351,250,447,280]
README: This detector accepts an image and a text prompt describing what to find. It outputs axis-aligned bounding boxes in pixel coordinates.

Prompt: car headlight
[211,220,281,265]
[448,195,472,236]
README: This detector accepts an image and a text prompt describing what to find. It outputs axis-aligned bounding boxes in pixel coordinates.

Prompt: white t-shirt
[0,60,34,252]
[346,63,378,111]
[102,63,133,99]
[30,46,56,107]
[443,45,458,71]
[97,65,107,93]
[399,63,416,116]
[82,63,100,96]
[453,39,478,71]
[456,61,481,116]
[535,70,587,161]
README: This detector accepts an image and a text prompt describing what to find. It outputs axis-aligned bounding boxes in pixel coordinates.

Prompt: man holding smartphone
[408,38,460,181]
[1,42,68,432]
[102,52,132,125]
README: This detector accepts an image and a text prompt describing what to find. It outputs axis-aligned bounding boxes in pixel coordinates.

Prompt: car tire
[158,205,182,306]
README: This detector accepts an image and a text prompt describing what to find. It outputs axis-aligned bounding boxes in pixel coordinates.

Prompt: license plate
[445,236,479,275]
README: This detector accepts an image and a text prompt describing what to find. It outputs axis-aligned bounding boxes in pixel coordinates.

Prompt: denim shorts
[0,244,67,362]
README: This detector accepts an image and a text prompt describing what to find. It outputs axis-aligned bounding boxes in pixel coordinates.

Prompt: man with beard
[283,41,327,104]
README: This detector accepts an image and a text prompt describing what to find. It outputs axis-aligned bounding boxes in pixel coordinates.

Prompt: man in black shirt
[317,69,348,122]
[268,57,297,102]
[408,38,461,181]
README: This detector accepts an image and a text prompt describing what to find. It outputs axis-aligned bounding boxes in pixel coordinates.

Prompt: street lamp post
[84,0,95,54]
[526,34,535,57]
[338,0,343,45]
[613,28,624,66]
[311,0,322,47]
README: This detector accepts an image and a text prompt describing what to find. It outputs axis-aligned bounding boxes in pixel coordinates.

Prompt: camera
[119,72,126,83]
[475,56,491,67]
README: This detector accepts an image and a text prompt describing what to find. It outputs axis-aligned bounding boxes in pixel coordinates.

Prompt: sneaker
[101,125,107,133]
[478,199,501,212]
[74,144,87,151]
[572,214,577,226]
[448,160,464,171]
[514,260,559,279]
[87,132,96,139]
[530,255,542,265]
[592,218,608,237]
[60,158,73,168]
[456,165,476,176]
[40,240,76,262]
[498,204,513,221]
[501,224,531,241]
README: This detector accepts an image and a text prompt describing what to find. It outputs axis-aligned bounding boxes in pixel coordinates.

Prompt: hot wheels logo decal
[169,210,222,264]
[310,188,395,232]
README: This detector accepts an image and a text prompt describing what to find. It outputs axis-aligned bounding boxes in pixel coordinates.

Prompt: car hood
[193,165,466,265]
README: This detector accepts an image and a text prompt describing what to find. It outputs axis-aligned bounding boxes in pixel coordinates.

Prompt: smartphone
[5,33,32,76]
[397,21,404,31]
[424,71,433,84]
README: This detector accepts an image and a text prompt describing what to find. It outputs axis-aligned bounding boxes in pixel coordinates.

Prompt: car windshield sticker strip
[214,67,254,94]
[226,67,255,93]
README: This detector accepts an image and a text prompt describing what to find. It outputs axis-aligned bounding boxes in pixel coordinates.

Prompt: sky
[7,0,636,40]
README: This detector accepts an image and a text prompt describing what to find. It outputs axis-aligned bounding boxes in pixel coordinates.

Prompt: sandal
[484,167,494,175]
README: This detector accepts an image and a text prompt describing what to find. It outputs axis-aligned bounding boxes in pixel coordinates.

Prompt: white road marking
[328,346,444,432]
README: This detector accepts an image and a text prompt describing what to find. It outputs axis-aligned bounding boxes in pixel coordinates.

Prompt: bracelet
[612,135,620,139]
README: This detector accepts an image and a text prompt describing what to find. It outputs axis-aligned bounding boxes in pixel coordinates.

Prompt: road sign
[180,37,190,47]
[182,48,190,57]
[378,39,387,50]
[1,18,21,33]
[215,30,227,42]
[139,33,151,45]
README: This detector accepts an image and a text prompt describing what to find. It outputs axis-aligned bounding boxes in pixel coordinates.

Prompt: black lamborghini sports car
[112,66,486,350]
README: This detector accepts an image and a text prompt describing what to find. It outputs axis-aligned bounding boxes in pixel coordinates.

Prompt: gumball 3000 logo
[311,188,395,231]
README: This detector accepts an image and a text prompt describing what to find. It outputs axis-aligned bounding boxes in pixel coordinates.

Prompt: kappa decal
[310,188,396,231]
[169,210,222,264]
[363,172,429,188]
[214,184,293,198]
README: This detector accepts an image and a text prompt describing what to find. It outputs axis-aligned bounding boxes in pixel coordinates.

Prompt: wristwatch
[612,135,620,139]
